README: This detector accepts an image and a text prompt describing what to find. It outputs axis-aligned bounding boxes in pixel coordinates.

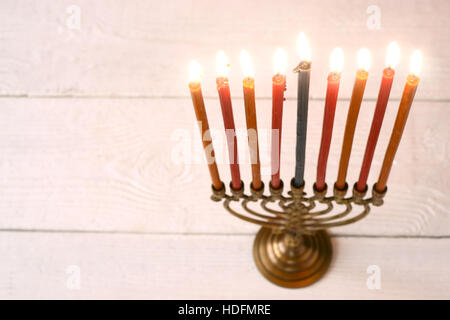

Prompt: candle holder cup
[211,178,386,288]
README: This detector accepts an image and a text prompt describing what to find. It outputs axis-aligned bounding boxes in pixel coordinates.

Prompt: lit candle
[357,42,400,192]
[335,48,371,190]
[375,50,422,193]
[315,48,344,192]
[240,50,262,190]
[293,32,312,188]
[188,61,223,190]
[216,51,242,190]
[271,48,287,189]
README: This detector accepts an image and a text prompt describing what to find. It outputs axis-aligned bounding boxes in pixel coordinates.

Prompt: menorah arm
[223,198,285,229]
[211,180,388,234]
[242,198,288,221]
[302,202,369,231]
[303,197,334,217]
[260,198,289,217]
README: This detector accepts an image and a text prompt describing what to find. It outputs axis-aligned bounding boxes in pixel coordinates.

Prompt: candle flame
[189,60,203,83]
[386,41,400,68]
[240,49,254,78]
[357,48,371,71]
[216,50,230,77]
[297,32,311,62]
[410,50,422,76]
[330,47,344,73]
[273,48,287,75]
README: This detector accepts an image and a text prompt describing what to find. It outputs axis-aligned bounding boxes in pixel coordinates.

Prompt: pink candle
[316,48,343,192]
[271,48,287,189]
[216,51,241,190]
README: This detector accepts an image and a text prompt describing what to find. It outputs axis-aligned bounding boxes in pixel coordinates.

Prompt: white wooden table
[0,0,449,299]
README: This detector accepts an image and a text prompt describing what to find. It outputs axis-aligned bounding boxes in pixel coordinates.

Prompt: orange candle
[336,48,371,190]
[271,48,287,189]
[216,51,242,190]
[375,50,422,192]
[188,61,223,190]
[357,42,400,192]
[316,48,344,192]
[240,50,262,190]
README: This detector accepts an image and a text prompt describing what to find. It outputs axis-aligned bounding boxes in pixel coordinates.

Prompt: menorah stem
[284,231,302,248]
[280,231,306,259]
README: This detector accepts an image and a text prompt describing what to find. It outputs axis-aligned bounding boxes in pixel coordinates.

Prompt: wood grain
[0,97,448,236]
[1,0,448,300]
[0,0,448,99]
[0,232,448,299]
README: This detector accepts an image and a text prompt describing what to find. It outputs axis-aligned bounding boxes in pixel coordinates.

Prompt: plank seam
[0,94,447,103]
[0,228,448,239]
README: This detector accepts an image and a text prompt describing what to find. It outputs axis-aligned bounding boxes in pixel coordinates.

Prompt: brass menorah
[189,44,420,288]
[211,179,386,288]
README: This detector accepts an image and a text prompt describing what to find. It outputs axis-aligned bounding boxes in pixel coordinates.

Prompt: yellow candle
[188,61,223,190]
[375,50,422,192]
[336,48,370,190]
[240,50,262,190]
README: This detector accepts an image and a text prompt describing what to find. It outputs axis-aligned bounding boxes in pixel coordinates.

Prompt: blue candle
[293,33,311,188]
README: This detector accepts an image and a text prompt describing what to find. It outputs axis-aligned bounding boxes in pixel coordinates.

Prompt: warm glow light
[410,50,422,76]
[330,47,344,73]
[240,49,254,78]
[189,60,203,83]
[216,50,230,77]
[297,32,311,62]
[273,48,287,75]
[357,48,371,71]
[386,42,400,68]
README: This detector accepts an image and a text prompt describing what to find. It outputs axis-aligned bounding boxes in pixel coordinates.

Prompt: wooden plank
[0,232,448,299]
[0,0,448,99]
[0,97,448,236]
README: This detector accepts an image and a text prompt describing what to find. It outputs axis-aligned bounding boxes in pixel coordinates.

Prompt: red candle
[356,42,400,192]
[271,48,287,189]
[316,48,344,192]
[216,51,241,190]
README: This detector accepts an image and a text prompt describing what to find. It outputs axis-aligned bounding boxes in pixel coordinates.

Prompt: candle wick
[293,61,312,73]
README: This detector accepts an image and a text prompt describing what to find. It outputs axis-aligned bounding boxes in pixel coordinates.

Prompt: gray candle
[293,61,311,187]
[293,33,312,188]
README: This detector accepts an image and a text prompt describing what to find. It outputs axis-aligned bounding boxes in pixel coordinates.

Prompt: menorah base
[253,227,332,288]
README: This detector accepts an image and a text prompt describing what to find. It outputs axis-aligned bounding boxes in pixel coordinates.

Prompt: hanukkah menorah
[188,36,421,287]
